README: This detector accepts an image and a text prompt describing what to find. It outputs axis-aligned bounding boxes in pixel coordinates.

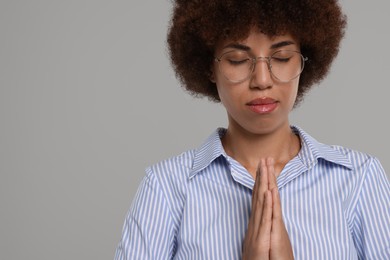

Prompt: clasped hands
[242,158,294,260]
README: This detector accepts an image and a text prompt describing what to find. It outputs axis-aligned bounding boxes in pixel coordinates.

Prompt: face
[212,29,301,136]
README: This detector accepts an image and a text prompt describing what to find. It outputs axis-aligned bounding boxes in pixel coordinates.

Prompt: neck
[222,120,300,178]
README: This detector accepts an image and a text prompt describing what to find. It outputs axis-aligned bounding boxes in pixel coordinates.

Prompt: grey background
[0,1,389,259]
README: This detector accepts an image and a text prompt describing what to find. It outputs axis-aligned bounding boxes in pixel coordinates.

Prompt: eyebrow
[222,40,296,51]
[222,43,251,51]
[270,40,295,49]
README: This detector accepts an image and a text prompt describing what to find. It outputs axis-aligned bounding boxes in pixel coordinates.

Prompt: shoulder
[140,150,198,221]
[293,136,389,258]
[316,140,387,187]
[327,143,386,181]
[146,128,226,181]
[330,144,378,169]
[294,125,382,173]
[146,149,196,181]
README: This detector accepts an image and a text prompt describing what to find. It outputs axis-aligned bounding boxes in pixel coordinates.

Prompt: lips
[246,97,278,114]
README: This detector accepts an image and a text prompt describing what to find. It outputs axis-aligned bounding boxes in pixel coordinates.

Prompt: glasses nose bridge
[252,56,272,76]
[253,56,272,71]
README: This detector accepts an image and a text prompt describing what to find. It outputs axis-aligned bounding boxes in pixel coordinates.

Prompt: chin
[239,118,289,136]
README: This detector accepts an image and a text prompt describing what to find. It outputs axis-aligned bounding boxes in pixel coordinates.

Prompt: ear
[209,68,216,83]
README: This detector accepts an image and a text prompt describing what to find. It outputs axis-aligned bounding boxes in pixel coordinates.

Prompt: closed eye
[272,57,291,63]
[228,59,250,65]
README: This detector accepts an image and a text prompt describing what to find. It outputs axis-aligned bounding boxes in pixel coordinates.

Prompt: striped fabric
[115,126,390,259]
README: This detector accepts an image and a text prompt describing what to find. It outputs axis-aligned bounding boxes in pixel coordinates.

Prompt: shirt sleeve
[114,168,176,260]
[352,157,390,259]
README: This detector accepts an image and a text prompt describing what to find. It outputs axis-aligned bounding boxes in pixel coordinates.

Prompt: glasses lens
[218,51,253,82]
[217,50,305,83]
[270,50,304,82]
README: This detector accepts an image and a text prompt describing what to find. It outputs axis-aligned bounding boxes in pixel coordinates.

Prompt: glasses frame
[214,50,308,83]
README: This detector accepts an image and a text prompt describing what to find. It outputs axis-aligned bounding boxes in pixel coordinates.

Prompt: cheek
[214,73,232,103]
[215,82,242,113]
[287,80,299,106]
[216,84,231,108]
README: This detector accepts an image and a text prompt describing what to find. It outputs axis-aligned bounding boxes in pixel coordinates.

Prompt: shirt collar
[189,128,228,179]
[189,126,353,179]
[294,126,353,170]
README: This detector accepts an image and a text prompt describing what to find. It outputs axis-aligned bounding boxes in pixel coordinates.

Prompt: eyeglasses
[214,50,308,83]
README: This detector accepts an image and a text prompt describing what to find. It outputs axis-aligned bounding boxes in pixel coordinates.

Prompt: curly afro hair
[167,0,347,105]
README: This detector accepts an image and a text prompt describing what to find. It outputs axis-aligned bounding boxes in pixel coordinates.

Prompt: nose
[250,58,273,89]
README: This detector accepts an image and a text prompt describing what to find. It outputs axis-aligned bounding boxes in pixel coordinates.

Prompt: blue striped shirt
[115,126,390,259]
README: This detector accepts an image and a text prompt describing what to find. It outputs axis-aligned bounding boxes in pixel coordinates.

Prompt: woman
[115,0,390,259]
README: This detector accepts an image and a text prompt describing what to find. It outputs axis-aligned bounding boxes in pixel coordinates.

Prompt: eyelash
[227,57,291,65]
[273,57,291,63]
[228,59,250,65]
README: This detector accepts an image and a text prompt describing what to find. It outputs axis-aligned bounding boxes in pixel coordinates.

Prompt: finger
[251,159,266,233]
[259,158,269,197]
[270,187,294,259]
[249,192,262,237]
[271,187,283,231]
[267,157,277,191]
[246,182,262,245]
[256,190,273,242]
[254,158,268,210]
[256,159,269,226]
[251,161,262,206]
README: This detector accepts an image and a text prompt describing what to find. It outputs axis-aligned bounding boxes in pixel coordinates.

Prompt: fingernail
[268,157,274,165]
[258,158,264,169]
